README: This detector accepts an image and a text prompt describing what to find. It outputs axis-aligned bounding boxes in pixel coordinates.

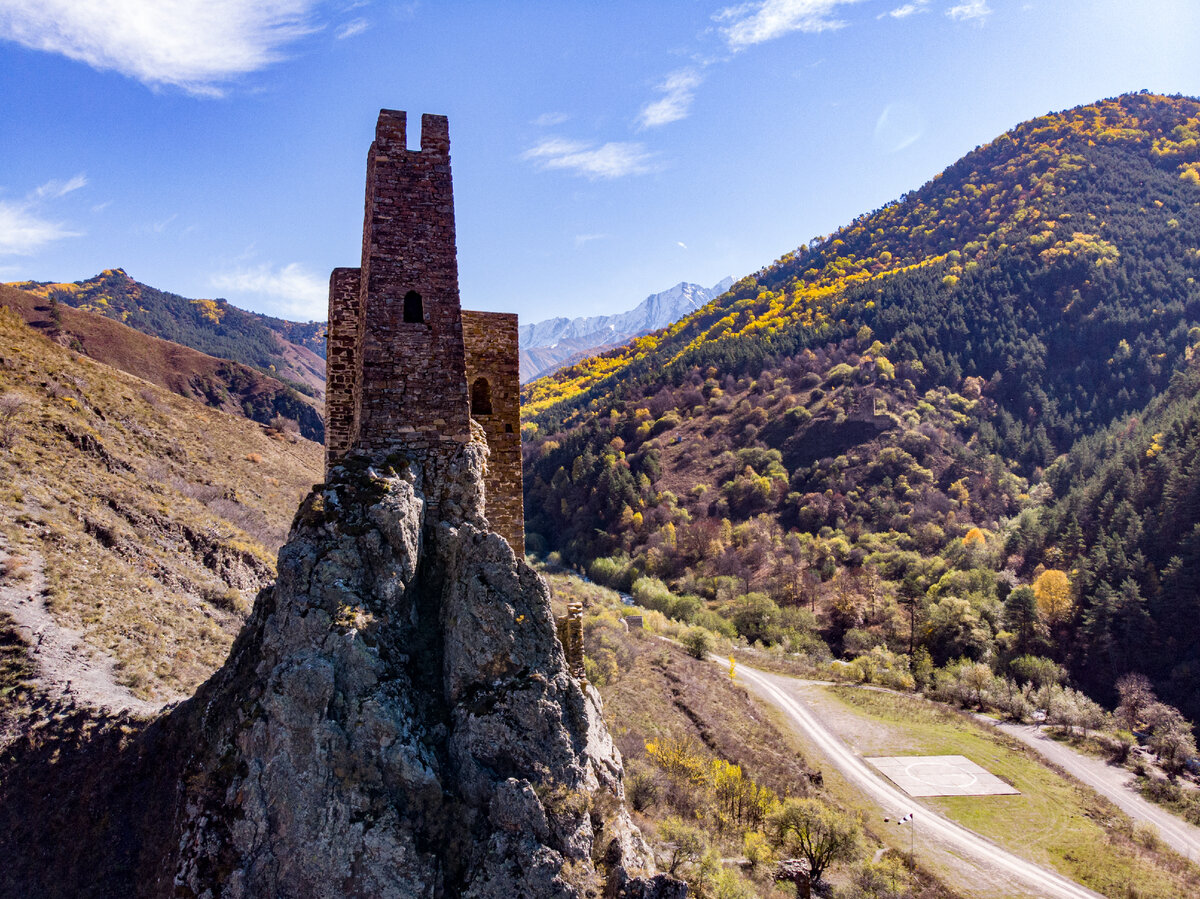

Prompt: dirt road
[990,720,1200,862]
[731,661,1102,899]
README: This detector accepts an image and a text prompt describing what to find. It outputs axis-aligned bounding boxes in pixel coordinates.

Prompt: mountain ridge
[0,282,325,442]
[520,91,1200,725]
[4,269,326,398]
[519,278,732,382]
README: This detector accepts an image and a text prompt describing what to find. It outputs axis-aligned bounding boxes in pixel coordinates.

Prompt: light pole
[899,811,914,864]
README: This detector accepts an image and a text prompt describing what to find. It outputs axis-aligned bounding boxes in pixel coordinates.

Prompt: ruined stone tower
[325,110,524,554]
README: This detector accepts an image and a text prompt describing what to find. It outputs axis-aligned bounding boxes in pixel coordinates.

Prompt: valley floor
[985,719,1200,861]
[730,662,1199,899]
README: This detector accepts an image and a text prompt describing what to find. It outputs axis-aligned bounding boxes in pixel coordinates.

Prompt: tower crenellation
[325,109,525,555]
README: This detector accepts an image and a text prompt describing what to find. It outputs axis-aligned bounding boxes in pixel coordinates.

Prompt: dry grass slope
[0,305,321,704]
[0,284,324,441]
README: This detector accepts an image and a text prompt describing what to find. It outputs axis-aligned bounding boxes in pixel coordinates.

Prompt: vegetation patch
[816,685,1200,898]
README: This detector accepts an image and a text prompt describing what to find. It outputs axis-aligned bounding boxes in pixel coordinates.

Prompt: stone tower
[325,110,524,554]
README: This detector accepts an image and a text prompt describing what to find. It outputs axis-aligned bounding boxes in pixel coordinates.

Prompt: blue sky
[0,0,1197,325]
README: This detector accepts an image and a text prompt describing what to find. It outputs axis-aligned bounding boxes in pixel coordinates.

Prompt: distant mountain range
[519,277,733,382]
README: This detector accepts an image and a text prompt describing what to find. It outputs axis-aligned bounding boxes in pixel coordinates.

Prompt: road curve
[728,661,1102,899]
[989,720,1200,862]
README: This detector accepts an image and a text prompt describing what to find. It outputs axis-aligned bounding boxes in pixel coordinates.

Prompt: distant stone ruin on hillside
[324,109,524,554]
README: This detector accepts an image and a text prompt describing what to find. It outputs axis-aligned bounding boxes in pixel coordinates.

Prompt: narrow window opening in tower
[403,291,424,323]
[471,377,493,416]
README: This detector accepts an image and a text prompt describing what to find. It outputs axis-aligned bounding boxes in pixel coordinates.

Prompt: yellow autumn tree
[1034,569,1073,625]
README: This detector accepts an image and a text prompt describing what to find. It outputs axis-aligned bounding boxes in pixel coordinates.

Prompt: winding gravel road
[989,720,1200,862]
[729,661,1102,899]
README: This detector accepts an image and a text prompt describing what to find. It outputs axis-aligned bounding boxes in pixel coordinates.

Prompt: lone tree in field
[768,798,859,886]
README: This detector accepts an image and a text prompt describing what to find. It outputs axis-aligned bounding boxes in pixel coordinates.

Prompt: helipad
[866,755,1020,797]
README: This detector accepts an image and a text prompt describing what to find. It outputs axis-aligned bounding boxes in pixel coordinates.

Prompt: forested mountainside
[1027,360,1200,713]
[4,269,326,397]
[0,284,325,442]
[521,93,1200,723]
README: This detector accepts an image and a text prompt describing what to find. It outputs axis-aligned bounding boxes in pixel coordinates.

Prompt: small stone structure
[556,600,586,681]
[325,109,524,554]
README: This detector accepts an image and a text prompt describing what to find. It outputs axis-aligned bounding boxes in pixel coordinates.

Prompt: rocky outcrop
[0,437,678,898]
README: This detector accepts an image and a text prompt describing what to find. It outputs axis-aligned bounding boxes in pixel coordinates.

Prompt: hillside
[4,269,326,398]
[1025,358,1200,717]
[520,278,733,382]
[522,93,1200,725]
[0,305,321,707]
[0,283,325,442]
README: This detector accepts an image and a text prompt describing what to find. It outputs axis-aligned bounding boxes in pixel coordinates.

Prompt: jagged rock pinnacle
[0,439,683,898]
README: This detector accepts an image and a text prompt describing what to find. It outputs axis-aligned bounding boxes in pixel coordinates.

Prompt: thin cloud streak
[880,1,929,19]
[212,262,327,320]
[33,173,88,200]
[0,172,88,256]
[533,112,570,127]
[0,201,81,256]
[335,18,368,39]
[947,0,991,22]
[522,138,657,179]
[638,68,704,129]
[716,0,865,49]
[0,0,321,95]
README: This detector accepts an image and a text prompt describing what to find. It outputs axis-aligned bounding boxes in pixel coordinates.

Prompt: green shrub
[682,627,713,660]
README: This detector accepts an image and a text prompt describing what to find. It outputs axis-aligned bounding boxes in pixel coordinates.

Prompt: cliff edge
[0,436,682,898]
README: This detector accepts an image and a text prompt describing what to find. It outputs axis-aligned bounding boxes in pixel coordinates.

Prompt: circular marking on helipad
[906,762,977,787]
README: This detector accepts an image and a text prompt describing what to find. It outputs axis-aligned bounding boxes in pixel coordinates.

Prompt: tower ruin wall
[325,110,526,555]
[463,310,524,555]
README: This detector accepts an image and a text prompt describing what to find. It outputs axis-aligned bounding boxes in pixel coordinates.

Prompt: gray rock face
[159,442,671,898]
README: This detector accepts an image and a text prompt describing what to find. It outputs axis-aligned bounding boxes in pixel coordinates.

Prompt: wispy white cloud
[335,17,368,39]
[0,202,80,256]
[574,233,607,247]
[533,111,570,127]
[33,173,88,200]
[715,0,865,49]
[946,0,991,22]
[873,102,926,152]
[212,262,327,319]
[522,138,657,179]
[638,68,704,129]
[676,241,688,250]
[880,0,929,19]
[0,174,88,256]
[0,0,321,96]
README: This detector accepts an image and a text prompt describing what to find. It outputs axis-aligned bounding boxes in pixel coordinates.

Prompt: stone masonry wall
[325,109,526,556]
[352,110,472,470]
[325,267,360,468]
[463,310,525,554]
